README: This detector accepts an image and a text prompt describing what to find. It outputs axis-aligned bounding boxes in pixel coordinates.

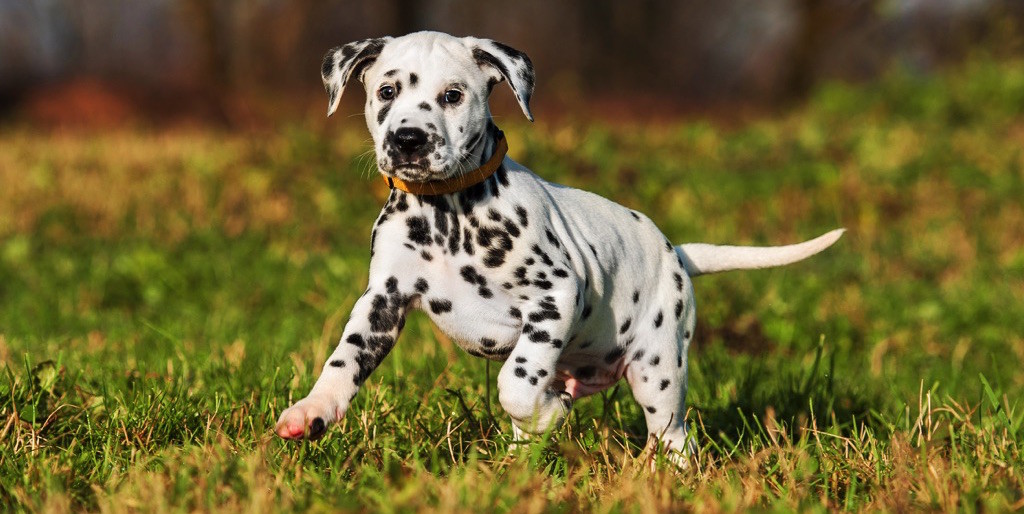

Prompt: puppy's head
[321,31,534,182]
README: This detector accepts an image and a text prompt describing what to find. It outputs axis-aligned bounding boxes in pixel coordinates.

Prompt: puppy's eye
[443,90,462,104]
[378,85,396,101]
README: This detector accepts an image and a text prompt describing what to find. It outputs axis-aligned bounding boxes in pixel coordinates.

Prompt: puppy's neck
[464,121,502,171]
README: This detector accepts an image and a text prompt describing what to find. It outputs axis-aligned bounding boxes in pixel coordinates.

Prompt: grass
[2,57,1024,512]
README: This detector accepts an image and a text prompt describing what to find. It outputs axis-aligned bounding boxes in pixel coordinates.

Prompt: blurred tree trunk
[781,0,880,103]
[580,0,672,93]
[180,0,232,124]
[393,0,425,35]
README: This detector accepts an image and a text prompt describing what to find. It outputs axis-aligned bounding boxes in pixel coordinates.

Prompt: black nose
[392,127,428,155]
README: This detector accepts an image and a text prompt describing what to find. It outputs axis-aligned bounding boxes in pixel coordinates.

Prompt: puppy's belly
[555,349,628,399]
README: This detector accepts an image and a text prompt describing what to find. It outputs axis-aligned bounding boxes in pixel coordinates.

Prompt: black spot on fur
[684,330,691,339]
[646,406,657,414]
[675,300,684,319]
[529,376,538,385]
[482,338,498,348]
[531,244,554,266]
[537,369,548,377]
[409,73,418,86]
[528,310,560,323]
[463,228,475,255]
[604,348,625,364]
[515,356,527,363]
[377,102,392,125]
[330,359,346,368]
[650,355,661,366]
[421,251,433,261]
[351,333,396,385]
[414,278,429,293]
[406,216,431,245]
[385,276,398,294]
[368,294,400,332]
[460,266,485,286]
[514,205,528,227]
[346,333,366,348]
[514,367,527,378]
[553,268,569,278]
[654,311,664,328]
[619,319,632,334]
[484,248,507,268]
[428,299,453,314]
[322,49,338,78]
[503,219,521,238]
[473,48,513,89]
[528,330,550,343]
[630,211,641,221]
[632,290,640,303]
[544,229,560,248]
[659,379,670,391]
[632,350,645,362]
[673,273,683,292]
[434,207,449,236]
[509,306,522,319]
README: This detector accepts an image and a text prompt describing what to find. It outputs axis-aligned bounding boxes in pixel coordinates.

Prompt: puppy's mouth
[383,158,458,182]
[382,161,433,182]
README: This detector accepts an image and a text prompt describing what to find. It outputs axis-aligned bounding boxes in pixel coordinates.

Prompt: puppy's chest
[376,196,544,358]
[413,260,524,359]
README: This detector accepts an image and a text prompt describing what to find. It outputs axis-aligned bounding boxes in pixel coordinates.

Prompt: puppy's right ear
[321,37,391,116]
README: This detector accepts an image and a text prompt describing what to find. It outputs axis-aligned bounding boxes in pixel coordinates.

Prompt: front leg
[498,290,577,434]
[276,277,410,439]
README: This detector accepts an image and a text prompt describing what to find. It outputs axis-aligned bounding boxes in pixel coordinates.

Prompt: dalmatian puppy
[275,31,843,461]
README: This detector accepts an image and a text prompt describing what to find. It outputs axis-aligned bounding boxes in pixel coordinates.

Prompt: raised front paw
[275,395,344,440]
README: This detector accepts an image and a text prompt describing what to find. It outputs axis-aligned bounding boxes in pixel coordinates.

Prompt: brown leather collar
[384,132,507,196]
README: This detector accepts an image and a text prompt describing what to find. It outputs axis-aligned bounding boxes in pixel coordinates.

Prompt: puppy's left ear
[465,38,536,122]
[321,37,392,116]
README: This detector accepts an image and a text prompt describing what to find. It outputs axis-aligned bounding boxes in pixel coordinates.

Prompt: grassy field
[2,57,1024,512]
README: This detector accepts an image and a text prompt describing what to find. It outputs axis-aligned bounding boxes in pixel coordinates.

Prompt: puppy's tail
[676,228,845,277]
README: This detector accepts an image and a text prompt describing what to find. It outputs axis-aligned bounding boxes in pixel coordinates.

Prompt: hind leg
[625,296,698,465]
